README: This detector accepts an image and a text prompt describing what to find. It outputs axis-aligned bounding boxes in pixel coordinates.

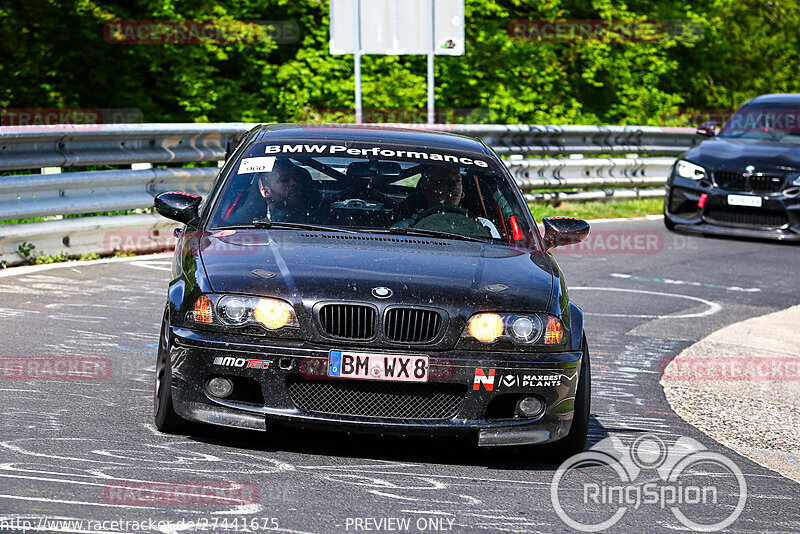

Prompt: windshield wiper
[381,226,490,243]
[212,222,358,233]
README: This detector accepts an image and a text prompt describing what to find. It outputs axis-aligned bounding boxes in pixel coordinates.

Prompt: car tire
[154,307,188,433]
[663,203,676,231]
[552,333,591,460]
[520,333,590,463]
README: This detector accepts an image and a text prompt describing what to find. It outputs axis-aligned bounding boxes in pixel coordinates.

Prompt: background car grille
[286,378,467,420]
[705,206,788,228]
[384,308,443,343]
[319,304,376,339]
[714,171,785,192]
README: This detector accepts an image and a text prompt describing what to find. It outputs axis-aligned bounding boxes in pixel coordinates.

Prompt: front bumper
[665,175,800,242]
[168,326,584,447]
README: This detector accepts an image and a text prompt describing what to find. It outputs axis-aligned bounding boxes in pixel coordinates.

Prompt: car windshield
[207,140,538,247]
[718,101,800,142]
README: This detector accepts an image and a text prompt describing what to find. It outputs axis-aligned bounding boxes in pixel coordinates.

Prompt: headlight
[187,294,298,330]
[463,313,562,345]
[254,299,295,329]
[468,313,505,343]
[675,160,706,180]
[792,175,800,186]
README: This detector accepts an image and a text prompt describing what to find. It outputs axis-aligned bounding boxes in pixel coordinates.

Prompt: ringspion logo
[551,434,746,531]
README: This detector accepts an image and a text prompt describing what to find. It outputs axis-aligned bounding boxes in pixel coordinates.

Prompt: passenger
[256,160,325,223]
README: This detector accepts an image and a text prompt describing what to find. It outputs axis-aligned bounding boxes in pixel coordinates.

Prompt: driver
[255,160,327,223]
[392,165,464,224]
[392,165,501,238]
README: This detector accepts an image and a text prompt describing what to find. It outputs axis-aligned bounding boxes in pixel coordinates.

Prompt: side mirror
[542,216,590,250]
[696,121,719,137]
[154,191,202,227]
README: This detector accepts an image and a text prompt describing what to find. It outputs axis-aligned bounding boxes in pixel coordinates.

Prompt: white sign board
[330,0,464,56]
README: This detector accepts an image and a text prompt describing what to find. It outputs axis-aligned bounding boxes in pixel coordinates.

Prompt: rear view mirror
[154,191,203,227]
[696,121,719,137]
[346,161,402,178]
[542,217,590,250]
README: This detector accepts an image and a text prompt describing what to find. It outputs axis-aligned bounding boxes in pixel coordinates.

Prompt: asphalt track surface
[0,218,798,533]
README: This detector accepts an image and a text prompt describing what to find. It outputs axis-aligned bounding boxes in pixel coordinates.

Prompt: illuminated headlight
[187,294,298,330]
[792,175,800,186]
[463,313,562,345]
[254,299,295,329]
[675,160,706,180]
[467,313,504,343]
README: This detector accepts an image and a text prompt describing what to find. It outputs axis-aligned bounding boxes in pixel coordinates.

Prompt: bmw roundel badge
[372,286,393,298]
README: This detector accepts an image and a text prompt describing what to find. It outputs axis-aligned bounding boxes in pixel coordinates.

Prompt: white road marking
[610,273,761,292]
[127,262,171,272]
[571,287,722,319]
[0,493,157,509]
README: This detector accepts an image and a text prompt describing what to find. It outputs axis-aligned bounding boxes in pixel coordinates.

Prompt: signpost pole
[354,0,363,124]
[427,0,435,124]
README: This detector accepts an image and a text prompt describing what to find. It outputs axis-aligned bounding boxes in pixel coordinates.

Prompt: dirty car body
[153,124,591,454]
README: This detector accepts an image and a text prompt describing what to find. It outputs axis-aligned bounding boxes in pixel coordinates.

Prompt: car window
[718,101,800,142]
[207,141,537,247]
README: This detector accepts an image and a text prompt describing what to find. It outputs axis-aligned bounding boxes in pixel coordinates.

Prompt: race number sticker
[238,156,276,174]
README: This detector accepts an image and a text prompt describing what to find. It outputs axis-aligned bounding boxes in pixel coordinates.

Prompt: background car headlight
[187,294,298,330]
[463,313,559,345]
[675,160,706,180]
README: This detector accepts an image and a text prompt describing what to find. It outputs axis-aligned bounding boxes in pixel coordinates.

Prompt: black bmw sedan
[153,124,591,458]
[665,93,800,241]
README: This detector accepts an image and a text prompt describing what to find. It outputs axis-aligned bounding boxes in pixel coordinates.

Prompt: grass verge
[528,197,664,220]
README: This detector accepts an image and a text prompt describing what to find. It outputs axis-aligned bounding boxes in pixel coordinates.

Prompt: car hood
[685,137,800,171]
[198,230,556,313]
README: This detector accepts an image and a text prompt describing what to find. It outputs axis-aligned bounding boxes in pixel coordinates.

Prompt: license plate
[727,194,762,208]
[328,351,428,382]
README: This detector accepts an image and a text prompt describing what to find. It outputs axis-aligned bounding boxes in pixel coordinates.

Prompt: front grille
[286,378,467,420]
[750,175,785,192]
[384,308,443,343]
[704,206,788,228]
[714,171,746,190]
[319,304,376,339]
[714,171,785,192]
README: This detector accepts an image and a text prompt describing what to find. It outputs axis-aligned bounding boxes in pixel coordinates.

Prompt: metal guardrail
[0,123,696,265]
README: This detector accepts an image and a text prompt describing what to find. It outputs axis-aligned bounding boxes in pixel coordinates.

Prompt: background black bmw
[153,124,592,459]
[665,93,800,241]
